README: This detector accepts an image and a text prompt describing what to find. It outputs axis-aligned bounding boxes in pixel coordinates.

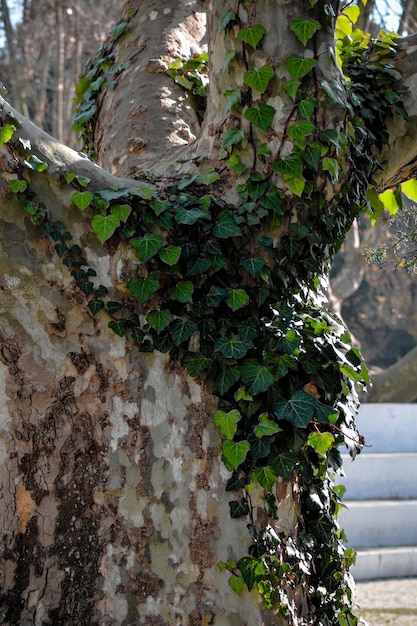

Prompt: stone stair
[337,403,417,580]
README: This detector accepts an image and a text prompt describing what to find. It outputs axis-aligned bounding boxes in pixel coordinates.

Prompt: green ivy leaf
[243,65,274,93]
[0,123,15,146]
[228,576,244,596]
[213,211,242,238]
[299,98,316,119]
[274,154,303,177]
[215,336,250,360]
[72,191,93,211]
[306,432,335,456]
[206,286,228,307]
[229,500,250,518]
[214,367,240,394]
[26,154,48,172]
[244,103,275,132]
[91,213,120,243]
[272,452,297,478]
[88,300,104,315]
[222,127,246,148]
[283,79,300,100]
[96,187,129,201]
[248,433,272,458]
[108,319,127,337]
[226,288,249,311]
[240,257,265,276]
[170,281,194,303]
[236,24,266,48]
[284,175,305,197]
[285,56,316,80]
[322,157,340,182]
[274,390,316,428]
[240,361,275,395]
[175,207,210,225]
[222,439,250,471]
[188,257,212,275]
[314,401,339,424]
[111,204,131,222]
[130,185,153,200]
[252,466,277,492]
[197,167,220,185]
[10,179,27,193]
[159,246,181,266]
[183,353,212,376]
[214,409,241,439]
[253,414,282,438]
[288,120,314,142]
[150,198,170,215]
[238,557,263,591]
[146,309,173,333]
[290,17,320,46]
[131,233,165,262]
[171,319,198,345]
[128,274,160,305]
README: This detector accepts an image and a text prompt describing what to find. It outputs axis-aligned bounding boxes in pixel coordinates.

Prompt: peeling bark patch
[15,481,36,533]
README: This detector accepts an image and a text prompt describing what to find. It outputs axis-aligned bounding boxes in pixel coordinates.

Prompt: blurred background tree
[1,0,417,401]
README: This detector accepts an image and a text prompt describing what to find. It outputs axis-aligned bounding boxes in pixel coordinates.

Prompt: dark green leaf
[88,300,104,315]
[108,319,127,337]
[240,257,265,276]
[213,211,242,238]
[146,309,173,332]
[159,246,181,266]
[170,281,194,303]
[206,286,228,307]
[226,472,247,491]
[299,98,316,119]
[183,353,212,376]
[106,300,123,315]
[240,361,275,395]
[248,433,272,458]
[274,390,316,428]
[272,452,297,478]
[96,187,129,201]
[214,367,240,394]
[244,103,275,132]
[215,336,250,360]
[238,557,262,591]
[128,274,160,305]
[288,120,314,142]
[152,330,173,353]
[131,233,165,262]
[274,154,303,177]
[175,207,210,225]
[229,500,250,518]
[171,319,197,344]
[226,288,249,311]
[188,256,212,275]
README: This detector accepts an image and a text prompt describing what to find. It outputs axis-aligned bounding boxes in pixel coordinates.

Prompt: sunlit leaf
[214,409,242,439]
[222,439,250,470]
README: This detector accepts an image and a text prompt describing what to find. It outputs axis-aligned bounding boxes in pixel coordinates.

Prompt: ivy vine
[6,1,409,624]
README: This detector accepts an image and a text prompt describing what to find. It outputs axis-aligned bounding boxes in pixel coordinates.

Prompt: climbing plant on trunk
[1,1,417,625]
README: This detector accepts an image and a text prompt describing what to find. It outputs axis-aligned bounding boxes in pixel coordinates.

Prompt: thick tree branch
[0,96,134,191]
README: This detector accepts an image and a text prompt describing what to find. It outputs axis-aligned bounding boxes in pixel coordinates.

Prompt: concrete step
[356,404,417,453]
[339,452,417,500]
[352,546,417,581]
[339,500,417,548]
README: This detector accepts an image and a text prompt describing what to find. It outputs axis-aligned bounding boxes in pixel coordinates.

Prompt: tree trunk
[1,1,417,624]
